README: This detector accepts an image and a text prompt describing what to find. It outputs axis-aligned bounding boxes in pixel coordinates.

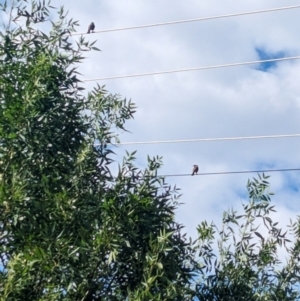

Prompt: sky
[10,1,300,245]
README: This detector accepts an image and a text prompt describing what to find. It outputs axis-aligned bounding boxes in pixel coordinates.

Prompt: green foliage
[0,1,196,300]
[1,1,300,301]
[195,174,300,301]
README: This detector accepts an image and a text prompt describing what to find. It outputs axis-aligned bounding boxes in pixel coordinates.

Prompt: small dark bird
[87,22,95,34]
[192,165,198,176]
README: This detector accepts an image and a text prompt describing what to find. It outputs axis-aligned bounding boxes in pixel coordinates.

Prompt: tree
[195,174,300,301]
[0,1,196,300]
[1,2,300,301]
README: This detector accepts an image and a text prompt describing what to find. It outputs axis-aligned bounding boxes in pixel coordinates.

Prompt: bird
[192,165,198,176]
[87,22,95,34]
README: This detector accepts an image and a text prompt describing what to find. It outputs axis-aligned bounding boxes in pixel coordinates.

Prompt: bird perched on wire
[87,22,95,34]
[192,165,199,176]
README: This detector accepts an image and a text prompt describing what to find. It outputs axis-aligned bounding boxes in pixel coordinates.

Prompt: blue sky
[68,0,300,241]
[256,48,286,71]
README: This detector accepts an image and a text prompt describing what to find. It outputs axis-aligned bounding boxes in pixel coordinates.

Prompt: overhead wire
[71,4,300,36]
[159,168,300,178]
[101,133,300,146]
[76,6,300,180]
[78,5,300,81]
[82,56,300,81]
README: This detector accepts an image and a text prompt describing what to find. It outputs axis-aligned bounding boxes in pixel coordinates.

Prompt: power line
[72,4,300,36]
[83,56,300,81]
[105,133,300,146]
[159,168,300,178]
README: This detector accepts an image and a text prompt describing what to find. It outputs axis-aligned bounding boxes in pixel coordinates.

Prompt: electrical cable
[73,5,300,179]
[102,133,300,146]
[159,168,300,178]
[83,56,300,81]
[71,4,300,36]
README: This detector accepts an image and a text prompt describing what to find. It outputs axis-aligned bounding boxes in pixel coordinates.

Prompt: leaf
[254,232,265,242]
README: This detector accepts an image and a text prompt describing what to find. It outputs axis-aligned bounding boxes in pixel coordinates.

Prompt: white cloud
[59,0,300,241]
